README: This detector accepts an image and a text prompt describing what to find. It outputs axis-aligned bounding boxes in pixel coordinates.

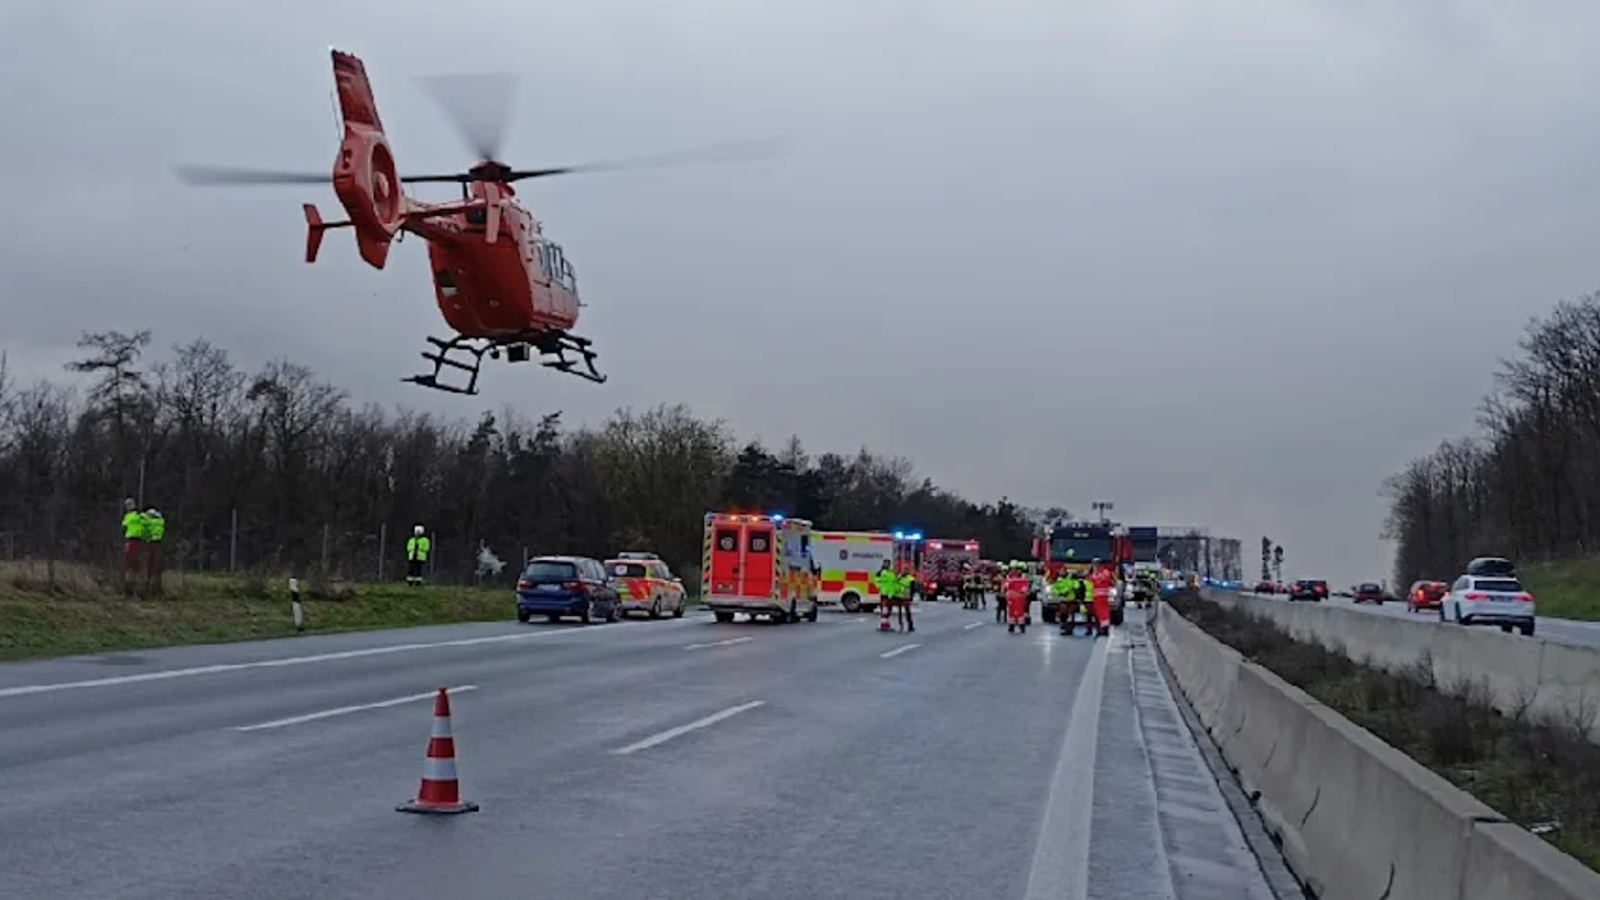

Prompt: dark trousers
[407,558,425,584]
[897,600,915,631]
[145,543,164,591]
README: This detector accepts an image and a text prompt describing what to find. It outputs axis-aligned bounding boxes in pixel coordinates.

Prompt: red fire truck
[919,538,981,601]
[1031,521,1132,625]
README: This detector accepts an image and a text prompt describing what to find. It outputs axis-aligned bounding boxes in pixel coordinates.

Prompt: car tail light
[516,579,532,591]
[1463,591,1487,601]
[564,580,587,595]
[1514,592,1534,603]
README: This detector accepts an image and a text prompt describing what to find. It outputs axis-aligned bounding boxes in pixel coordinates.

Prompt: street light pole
[1091,501,1114,524]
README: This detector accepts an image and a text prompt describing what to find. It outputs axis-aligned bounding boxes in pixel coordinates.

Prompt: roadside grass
[1168,591,1600,872]
[0,559,511,662]
[1519,557,1600,622]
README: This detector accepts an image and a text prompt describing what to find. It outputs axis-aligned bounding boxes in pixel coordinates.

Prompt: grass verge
[1168,591,1600,872]
[0,560,511,662]
[1518,557,1600,622]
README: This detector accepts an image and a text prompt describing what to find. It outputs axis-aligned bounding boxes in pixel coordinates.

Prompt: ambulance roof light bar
[892,530,923,541]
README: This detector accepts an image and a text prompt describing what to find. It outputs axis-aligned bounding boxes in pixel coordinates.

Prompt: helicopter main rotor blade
[502,137,791,182]
[415,72,519,163]
[174,165,333,185]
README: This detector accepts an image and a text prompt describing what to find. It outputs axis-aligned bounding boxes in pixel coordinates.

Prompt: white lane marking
[880,643,920,659]
[684,636,753,650]
[1023,636,1109,900]
[611,700,766,755]
[0,620,701,701]
[963,621,985,631]
[233,685,479,732]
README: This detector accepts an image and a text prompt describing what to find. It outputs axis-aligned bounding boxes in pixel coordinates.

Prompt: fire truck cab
[702,512,820,623]
[1032,521,1132,626]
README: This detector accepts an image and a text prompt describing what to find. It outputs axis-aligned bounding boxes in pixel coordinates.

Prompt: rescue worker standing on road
[120,498,144,595]
[1052,571,1076,635]
[141,507,165,594]
[897,566,916,632]
[405,524,431,586]
[1003,564,1031,633]
[1089,559,1115,637]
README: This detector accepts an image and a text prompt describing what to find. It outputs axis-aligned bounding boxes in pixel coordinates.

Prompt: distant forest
[1384,289,1600,585]
[0,330,1041,586]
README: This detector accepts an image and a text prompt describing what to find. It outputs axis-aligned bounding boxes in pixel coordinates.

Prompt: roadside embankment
[0,561,510,662]
[1154,592,1600,899]
[1205,588,1600,746]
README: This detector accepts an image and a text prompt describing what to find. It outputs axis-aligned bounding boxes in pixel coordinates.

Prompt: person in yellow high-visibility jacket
[141,508,166,593]
[896,569,916,632]
[120,498,144,595]
[405,524,431,586]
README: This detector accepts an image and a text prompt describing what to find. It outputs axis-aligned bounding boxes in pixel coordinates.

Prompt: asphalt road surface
[1,601,1286,900]
[1246,591,1600,648]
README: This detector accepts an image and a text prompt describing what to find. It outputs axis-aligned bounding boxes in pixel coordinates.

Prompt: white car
[1439,573,1536,636]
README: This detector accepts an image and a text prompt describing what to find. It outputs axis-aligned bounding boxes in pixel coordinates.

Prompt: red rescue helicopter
[177,50,780,395]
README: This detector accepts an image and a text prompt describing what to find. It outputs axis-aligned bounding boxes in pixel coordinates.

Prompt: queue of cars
[514,551,689,624]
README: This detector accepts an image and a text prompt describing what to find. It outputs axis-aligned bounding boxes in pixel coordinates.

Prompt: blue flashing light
[771,513,785,522]
[893,531,905,539]
[908,531,923,541]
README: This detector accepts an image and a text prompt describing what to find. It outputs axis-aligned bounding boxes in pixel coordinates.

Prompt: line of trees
[1383,289,1600,586]
[0,330,1041,587]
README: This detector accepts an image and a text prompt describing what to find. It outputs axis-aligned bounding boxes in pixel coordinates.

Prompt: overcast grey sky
[5,0,1600,587]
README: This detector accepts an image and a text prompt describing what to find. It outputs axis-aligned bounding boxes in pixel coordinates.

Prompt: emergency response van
[813,530,895,612]
[702,512,820,623]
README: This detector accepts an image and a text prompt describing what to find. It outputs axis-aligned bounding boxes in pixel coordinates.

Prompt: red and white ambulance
[701,512,819,623]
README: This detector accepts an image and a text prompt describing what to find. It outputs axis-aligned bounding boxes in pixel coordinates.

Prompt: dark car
[1353,582,1385,605]
[1406,580,1447,613]
[515,555,620,624]
[1288,579,1328,602]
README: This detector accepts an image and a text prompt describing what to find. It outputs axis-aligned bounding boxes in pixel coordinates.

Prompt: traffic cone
[397,688,480,815]
[878,601,892,632]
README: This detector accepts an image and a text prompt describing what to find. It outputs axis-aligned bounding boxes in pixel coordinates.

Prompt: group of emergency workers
[1047,561,1115,637]
[867,553,1126,638]
[873,561,916,632]
[119,498,166,594]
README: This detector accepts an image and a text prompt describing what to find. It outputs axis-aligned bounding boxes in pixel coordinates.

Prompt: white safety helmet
[414,524,425,536]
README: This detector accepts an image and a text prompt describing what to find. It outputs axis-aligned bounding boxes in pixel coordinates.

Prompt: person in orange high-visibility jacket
[1089,560,1116,637]
[1003,566,1031,634]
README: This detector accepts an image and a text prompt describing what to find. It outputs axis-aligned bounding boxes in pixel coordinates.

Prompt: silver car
[1439,573,1536,636]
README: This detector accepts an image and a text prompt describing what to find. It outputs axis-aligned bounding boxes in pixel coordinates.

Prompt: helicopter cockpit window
[559,259,576,289]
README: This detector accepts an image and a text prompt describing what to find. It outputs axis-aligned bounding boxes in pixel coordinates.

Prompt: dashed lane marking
[234,685,479,732]
[611,700,766,755]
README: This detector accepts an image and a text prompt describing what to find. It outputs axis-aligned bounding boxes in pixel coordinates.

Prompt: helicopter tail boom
[329,49,402,269]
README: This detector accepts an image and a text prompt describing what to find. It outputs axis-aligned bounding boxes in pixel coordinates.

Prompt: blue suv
[516,556,620,624]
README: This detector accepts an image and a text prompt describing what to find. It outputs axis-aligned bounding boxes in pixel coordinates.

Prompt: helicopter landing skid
[403,330,608,396]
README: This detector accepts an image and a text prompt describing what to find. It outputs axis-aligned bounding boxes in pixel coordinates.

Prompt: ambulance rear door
[741,520,777,598]
[707,519,743,597]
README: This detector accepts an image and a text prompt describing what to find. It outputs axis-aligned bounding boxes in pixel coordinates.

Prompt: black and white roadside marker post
[290,576,305,633]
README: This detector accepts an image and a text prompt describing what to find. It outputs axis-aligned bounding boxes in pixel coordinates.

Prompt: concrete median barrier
[1205,590,1600,745]
[1153,602,1600,900]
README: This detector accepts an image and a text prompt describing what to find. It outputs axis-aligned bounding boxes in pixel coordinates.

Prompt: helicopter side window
[559,259,575,290]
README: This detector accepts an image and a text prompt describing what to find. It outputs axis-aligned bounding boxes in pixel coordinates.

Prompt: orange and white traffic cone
[397,688,480,815]
[879,601,892,632]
